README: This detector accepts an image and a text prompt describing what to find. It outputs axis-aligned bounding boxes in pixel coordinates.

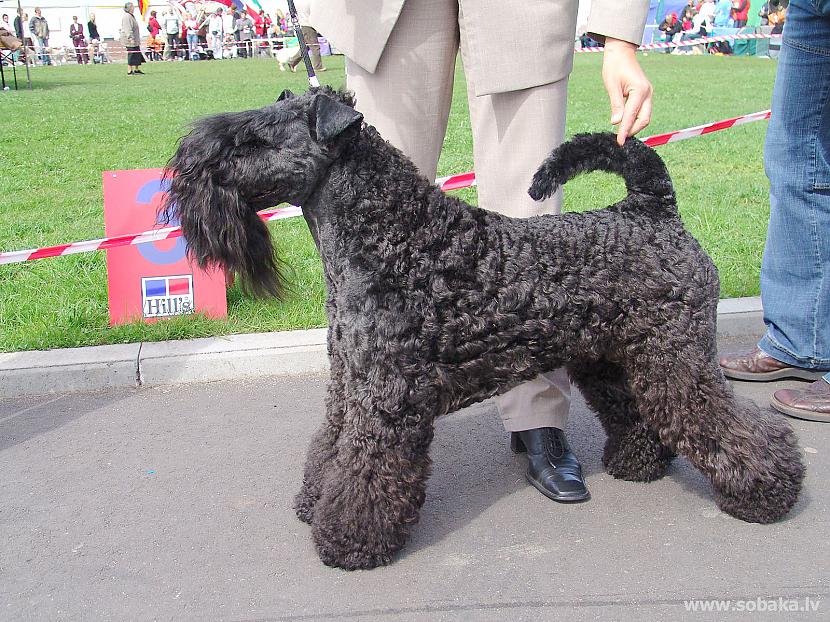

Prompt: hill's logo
[141,275,194,318]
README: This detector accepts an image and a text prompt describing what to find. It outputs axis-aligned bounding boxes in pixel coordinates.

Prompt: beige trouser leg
[346,0,570,432]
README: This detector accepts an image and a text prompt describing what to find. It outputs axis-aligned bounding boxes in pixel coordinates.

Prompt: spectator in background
[184,11,200,59]
[13,9,21,39]
[0,13,24,62]
[208,8,223,59]
[681,5,697,30]
[236,12,254,58]
[714,0,734,26]
[29,7,50,66]
[731,0,750,26]
[696,0,716,33]
[273,10,286,35]
[146,10,161,60]
[769,2,787,33]
[69,15,89,64]
[759,1,771,25]
[146,32,162,60]
[87,13,101,61]
[255,9,271,39]
[284,1,324,72]
[12,9,30,64]
[658,12,681,51]
[120,1,145,75]
[148,10,161,37]
[255,9,271,56]
[223,8,237,57]
[676,0,714,52]
[197,10,208,50]
[163,8,181,60]
[19,12,34,65]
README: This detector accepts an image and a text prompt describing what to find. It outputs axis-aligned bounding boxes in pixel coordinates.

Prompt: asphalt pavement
[1,334,828,621]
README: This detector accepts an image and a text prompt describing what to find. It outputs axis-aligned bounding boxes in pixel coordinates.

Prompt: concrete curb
[0,297,764,399]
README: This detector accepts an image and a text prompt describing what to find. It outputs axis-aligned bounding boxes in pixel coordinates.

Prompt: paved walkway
[1,335,827,621]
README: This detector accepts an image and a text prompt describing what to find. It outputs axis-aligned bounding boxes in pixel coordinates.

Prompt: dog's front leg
[310,388,434,570]
[295,352,348,524]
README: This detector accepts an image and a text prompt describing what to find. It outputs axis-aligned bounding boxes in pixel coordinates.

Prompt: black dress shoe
[511,427,590,502]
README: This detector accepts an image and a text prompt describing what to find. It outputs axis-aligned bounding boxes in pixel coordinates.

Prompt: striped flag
[245,0,265,22]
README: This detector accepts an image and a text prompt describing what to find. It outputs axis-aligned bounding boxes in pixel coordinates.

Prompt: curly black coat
[164,88,805,571]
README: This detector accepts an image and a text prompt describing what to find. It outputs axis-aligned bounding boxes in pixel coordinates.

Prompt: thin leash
[285,0,320,89]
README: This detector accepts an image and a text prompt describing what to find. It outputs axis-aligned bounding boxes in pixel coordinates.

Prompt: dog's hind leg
[569,360,674,482]
[626,352,805,523]
[309,373,434,570]
[294,352,347,524]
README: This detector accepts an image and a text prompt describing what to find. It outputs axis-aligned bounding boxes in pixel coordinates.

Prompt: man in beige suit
[310,0,653,503]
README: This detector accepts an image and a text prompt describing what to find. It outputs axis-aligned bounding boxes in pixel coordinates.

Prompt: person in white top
[208,8,223,59]
[222,9,236,57]
[163,8,181,60]
[693,0,716,34]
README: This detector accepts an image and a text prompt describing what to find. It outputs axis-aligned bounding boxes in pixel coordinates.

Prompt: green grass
[0,53,776,352]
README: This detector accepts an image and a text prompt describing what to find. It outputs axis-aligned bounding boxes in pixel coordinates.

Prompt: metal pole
[18,0,31,88]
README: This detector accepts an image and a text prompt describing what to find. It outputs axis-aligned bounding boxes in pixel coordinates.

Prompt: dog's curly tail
[528,132,676,213]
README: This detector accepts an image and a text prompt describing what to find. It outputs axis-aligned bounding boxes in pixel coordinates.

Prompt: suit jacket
[309,0,649,96]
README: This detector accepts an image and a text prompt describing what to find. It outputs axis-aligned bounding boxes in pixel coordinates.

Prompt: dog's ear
[277,88,295,102]
[309,93,363,143]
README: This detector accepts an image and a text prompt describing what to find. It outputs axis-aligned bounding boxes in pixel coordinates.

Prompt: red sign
[103,169,228,326]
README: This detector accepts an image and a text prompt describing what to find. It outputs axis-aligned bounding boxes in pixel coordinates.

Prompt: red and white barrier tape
[576,32,781,53]
[0,109,771,265]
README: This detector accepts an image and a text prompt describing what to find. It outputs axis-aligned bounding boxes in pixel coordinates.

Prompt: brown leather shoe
[771,379,830,422]
[718,347,827,381]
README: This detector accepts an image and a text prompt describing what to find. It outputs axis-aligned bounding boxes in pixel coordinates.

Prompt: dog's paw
[602,426,674,482]
[314,537,394,571]
[714,475,802,524]
[309,483,415,570]
[294,487,318,524]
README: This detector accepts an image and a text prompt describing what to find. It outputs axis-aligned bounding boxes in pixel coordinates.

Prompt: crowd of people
[0,3,323,69]
[140,5,293,62]
[658,0,787,54]
[0,7,107,66]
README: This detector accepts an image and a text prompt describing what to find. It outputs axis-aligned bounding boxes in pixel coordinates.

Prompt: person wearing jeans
[184,13,200,60]
[29,7,50,65]
[719,0,830,423]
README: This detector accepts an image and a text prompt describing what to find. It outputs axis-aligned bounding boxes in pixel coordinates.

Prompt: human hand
[601,38,653,145]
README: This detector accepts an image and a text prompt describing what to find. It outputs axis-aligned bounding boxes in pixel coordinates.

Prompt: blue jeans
[187,32,199,59]
[760,0,830,382]
[36,36,51,65]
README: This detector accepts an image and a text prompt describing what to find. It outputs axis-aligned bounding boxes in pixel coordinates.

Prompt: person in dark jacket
[29,7,50,65]
[658,11,681,52]
[69,15,89,64]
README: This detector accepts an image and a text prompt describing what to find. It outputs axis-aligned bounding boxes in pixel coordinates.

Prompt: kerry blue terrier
[164,87,805,570]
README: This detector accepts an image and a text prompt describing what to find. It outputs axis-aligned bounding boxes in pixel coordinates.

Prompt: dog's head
[162,87,363,297]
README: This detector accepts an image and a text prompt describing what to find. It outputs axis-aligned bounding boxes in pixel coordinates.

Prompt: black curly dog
[164,88,804,570]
